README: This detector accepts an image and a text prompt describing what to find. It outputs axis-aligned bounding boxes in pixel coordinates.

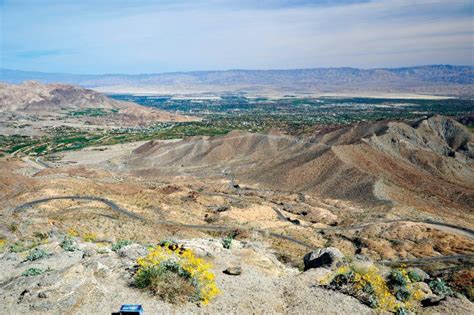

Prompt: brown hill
[0,81,196,124]
[120,116,474,218]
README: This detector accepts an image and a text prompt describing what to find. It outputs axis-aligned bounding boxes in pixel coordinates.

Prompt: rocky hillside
[1,235,471,314]
[0,81,196,124]
[119,115,474,218]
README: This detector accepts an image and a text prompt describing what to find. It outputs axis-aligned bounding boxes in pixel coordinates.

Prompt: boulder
[223,266,242,276]
[421,294,446,307]
[413,282,432,296]
[304,267,333,284]
[117,244,148,261]
[303,247,344,271]
[89,261,110,278]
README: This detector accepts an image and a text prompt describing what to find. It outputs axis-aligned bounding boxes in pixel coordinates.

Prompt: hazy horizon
[2,64,473,77]
[1,0,473,75]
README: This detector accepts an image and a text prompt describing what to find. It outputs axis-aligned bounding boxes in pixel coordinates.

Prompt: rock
[117,244,147,261]
[38,292,48,298]
[303,247,344,271]
[288,218,301,225]
[204,213,220,223]
[421,294,446,307]
[89,261,110,278]
[223,266,242,276]
[304,268,333,284]
[353,254,372,262]
[211,205,229,212]
[416,282,432,295]
[82,248,96,258]
[351,261,374,274]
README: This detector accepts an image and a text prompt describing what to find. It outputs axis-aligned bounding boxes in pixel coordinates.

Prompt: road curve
[271,207,474,240]
[12,195,474,265]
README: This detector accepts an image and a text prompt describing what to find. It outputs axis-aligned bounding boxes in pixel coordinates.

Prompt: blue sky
[1,0,473,74]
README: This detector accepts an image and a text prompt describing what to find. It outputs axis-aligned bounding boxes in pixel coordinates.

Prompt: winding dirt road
[12,195,474,266]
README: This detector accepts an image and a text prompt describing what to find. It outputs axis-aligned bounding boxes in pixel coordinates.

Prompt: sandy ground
[93,86,454,100]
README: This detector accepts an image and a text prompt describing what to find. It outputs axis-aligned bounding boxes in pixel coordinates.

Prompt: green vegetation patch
[22,267,44,277]
[60,236,78,252]
[111,240,133,252]
[25,248,50,261]
[68,108,110,117]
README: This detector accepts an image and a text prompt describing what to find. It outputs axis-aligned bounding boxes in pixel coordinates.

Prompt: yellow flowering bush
[135,243,219,305]
[328,264,427,312]
[82,232,97,242]
[67,228,79,237]
[0,239,6,252]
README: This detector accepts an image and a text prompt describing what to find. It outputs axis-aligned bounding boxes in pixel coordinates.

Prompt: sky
[0,0,473,74]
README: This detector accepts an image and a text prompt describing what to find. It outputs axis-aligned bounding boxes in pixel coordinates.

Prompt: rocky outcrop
[303,247,345,271]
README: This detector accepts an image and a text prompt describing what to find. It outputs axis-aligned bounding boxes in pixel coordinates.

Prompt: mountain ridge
[2,65,473,96]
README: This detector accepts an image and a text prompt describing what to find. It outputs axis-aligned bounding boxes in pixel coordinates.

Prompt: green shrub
[34,232,49,240]
[368,295,379,308]
[363,282,375,294]
[389,270,408,286]
[60,236,78,252]
[395,286,411,302]
[330,270,355,289]
[429,278,453,297]
[111,240,132,252]
[8,223,18,232]
[159,240,178,247]
[222,235,234,249]
[22,268,43,277]
[407,270,422,282]
[26,248,49,261]
[10,242,27,253]
[395,306,410,315]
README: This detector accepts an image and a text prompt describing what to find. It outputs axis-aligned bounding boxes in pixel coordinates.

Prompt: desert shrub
[26,248,49,261]
[67,228,79,237]
[327,265,427,312]
[159,240,178,247]
[34,232,49,240]
[449,269,474,301]
[82,232,97,242]
[111,240,132,252]
[135,244,219,305]
[8,223,18,232]
[60,236,78,252]
[222,235,234,249]
[395,286,411,302]
[429,278,453,297]
[395,306,410,315]
[22,267,43,277]
[10,242,27,253]
[0,239,6,252]
[389,270,408,286]
[407,270,422,283]
[330,267,355,289]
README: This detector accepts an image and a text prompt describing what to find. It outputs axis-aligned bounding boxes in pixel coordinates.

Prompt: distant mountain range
[1,65,473,97]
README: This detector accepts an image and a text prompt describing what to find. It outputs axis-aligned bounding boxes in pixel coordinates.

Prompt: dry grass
[142,269,197,304]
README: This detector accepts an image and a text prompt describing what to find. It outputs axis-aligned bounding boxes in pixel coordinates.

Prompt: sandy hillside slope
[118,115,473,216]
